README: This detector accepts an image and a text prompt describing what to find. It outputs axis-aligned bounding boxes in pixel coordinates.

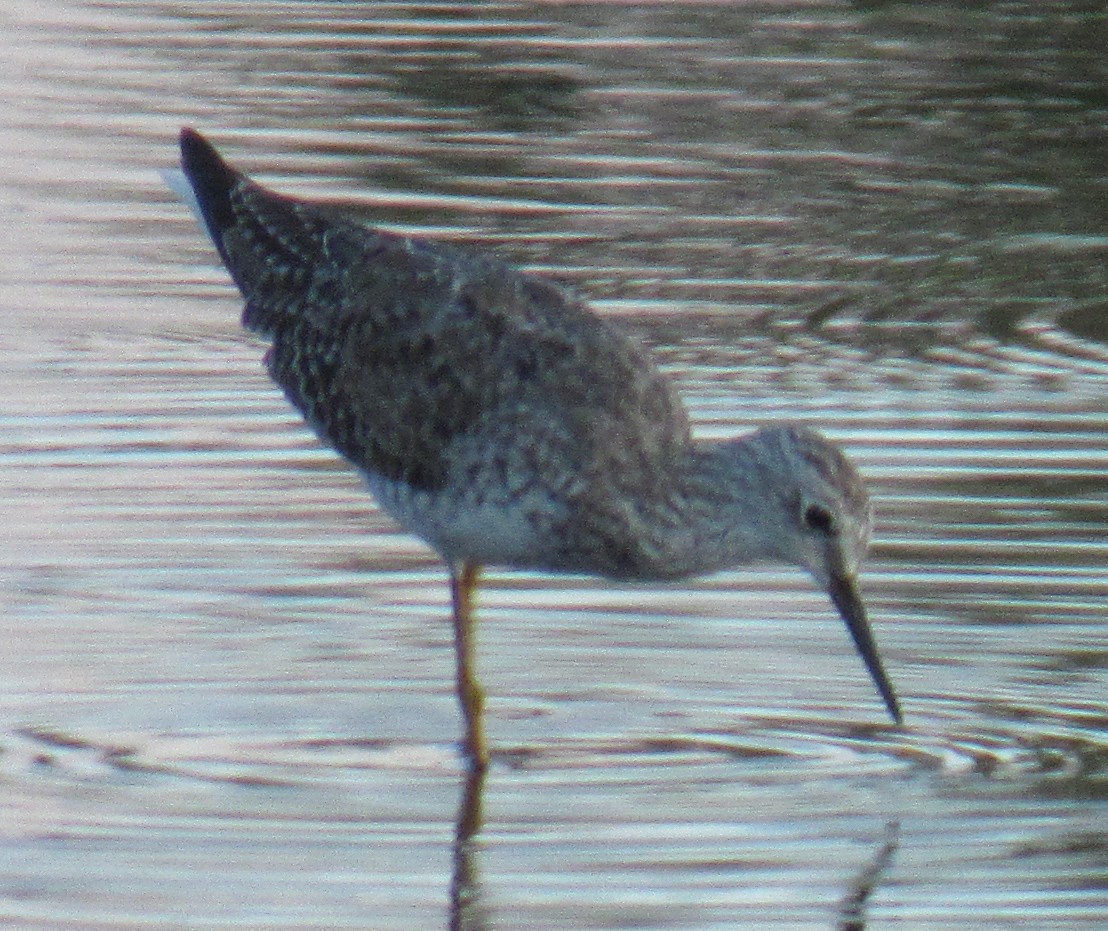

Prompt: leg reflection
[449,764,488,931]
[837,820,900,931]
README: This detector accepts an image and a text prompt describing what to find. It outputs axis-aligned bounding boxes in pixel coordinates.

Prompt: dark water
[0,2,1105,928]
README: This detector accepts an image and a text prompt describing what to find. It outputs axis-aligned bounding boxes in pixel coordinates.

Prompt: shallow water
[0,1,1105,928]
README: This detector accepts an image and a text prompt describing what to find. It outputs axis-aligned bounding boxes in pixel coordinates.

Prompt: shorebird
[169,128,902,772]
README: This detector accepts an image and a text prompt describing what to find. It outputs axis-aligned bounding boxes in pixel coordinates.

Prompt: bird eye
[803,503,836,534]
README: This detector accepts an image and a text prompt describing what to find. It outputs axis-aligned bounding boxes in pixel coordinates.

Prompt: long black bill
[828,573,902,724]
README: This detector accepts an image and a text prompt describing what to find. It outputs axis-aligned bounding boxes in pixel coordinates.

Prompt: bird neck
[629,437,786,580]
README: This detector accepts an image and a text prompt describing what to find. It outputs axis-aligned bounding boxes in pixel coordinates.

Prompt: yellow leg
[450,562,488,772]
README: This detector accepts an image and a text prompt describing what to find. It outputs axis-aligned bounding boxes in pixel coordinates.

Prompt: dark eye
[803,503,836,534]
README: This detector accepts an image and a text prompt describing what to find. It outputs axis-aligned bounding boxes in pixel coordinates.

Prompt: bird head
[744,425,901,725]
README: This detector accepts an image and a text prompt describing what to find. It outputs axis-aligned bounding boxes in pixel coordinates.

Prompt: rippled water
[1,1,1105,928]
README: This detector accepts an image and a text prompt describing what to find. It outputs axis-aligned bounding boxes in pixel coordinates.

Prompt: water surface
[0,2,1105,929]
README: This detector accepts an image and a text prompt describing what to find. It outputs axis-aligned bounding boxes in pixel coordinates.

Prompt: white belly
[361,470,552,569]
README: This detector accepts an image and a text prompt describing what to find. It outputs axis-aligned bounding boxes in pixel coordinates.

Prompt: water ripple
[10,701,1104,796]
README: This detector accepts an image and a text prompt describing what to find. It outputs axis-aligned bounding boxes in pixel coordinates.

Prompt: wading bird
[169,128,902,772]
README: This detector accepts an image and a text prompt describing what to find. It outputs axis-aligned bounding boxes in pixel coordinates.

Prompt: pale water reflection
[0,1,1105,929]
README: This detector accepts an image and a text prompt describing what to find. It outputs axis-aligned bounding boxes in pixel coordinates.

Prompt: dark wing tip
[178,127,240,246]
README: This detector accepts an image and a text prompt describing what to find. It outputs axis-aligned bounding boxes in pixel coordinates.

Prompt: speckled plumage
[174,128,901,769]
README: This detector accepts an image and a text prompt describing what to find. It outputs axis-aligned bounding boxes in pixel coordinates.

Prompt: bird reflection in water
[837,821,900,931]
[445,767,898,930]
[449,767,487,931]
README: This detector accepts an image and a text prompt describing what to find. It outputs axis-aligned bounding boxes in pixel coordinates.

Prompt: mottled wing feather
[180,129,691,520]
